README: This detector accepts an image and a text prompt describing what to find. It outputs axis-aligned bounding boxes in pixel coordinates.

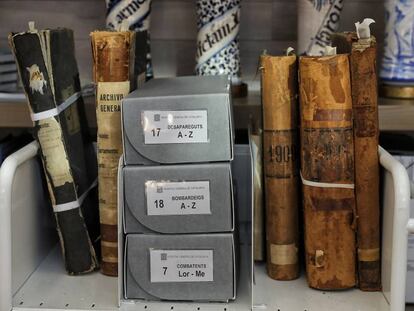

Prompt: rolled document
[106,0,153,79]
[297,0,344,56]
[196,0,246,97]
[380,0,414,98]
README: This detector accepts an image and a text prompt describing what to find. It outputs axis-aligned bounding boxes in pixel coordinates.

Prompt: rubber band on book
[30,91,82,122]
[300,171,355,189]
[53,178,98,213]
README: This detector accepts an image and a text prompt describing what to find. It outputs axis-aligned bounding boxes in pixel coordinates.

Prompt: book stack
[120,75,237,301]
[0,50,18,92]
[260,19,380,291]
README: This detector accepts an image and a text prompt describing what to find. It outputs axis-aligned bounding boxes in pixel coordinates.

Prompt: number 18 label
[142,110,208,144]
[145,180,211,216]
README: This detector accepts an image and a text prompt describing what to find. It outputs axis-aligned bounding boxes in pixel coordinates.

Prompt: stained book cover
[91,30,147,276]
[261,54,300,280]
[299,54,357,289]
[9,27,100,275]
[332,32,381,291]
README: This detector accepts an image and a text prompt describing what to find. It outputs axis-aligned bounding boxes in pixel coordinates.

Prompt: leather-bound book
[91,30,147,276]
[299,54,357,289]
[9,26,100,275]
[261,54,300,280]
[331,29,381,291]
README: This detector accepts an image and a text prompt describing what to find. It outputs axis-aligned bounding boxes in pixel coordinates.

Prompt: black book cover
[9,27,99,275]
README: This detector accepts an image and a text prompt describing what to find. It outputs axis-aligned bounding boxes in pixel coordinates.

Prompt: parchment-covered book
[332,24,381,291]
[91,30,147,276]
[9,26,100,275]
[299,54,357,289]
[261,53,300,280]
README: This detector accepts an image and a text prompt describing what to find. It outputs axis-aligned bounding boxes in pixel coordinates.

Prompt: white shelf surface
[12,244,252,311]
[253,262,390,311]
[13,246,118,311]
[13,245,414,311]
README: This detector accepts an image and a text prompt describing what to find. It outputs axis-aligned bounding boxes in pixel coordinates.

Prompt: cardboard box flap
[126,75,230,99]
[123,163,234,233]
[126,234,235,301]
[122,93,232,164]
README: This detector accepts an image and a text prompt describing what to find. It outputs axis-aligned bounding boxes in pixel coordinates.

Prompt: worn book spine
[9,27,99,275]
[332,32,381,291]
[299,54,356,289]
[91,30,146,276]
[106,0,153,80]
[261,54,299,280]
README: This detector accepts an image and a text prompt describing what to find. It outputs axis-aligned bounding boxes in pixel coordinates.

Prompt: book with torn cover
[9,25,100,275]
[299,53,357,289]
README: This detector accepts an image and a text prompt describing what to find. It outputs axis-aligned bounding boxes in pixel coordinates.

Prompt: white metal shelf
[1,92,414,131]
[12,244,252,311]
[9,247,414,311]
[253,262,389,311]
[3,142,414,311]
[13,246,118,311]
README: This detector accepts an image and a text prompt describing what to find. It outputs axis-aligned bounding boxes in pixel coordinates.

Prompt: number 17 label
[142,110,208,144]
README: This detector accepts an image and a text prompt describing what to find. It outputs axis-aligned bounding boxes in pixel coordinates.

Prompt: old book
[299,54,357,289]
[9,27,100,275]
[332,31,381,291]
[91,30,147,276]
[261,54,300,280]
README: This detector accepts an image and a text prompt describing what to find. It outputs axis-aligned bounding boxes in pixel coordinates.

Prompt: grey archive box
[123,163,234,234]
[121,75,234,165]
[124,233,236,301]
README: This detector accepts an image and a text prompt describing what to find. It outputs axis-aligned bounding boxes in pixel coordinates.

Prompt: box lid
[126,75,231,99]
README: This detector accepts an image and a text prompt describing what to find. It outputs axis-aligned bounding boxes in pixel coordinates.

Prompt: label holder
[141,109,210,145]
[145,179,212,216]
[149,249,214,283]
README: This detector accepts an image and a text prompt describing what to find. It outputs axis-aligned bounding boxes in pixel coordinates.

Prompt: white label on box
[146,181,211,216]
[142,110,208,144]
[150,249,214,283]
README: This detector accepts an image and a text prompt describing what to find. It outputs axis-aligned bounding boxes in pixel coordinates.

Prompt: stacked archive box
[119,75,237,302]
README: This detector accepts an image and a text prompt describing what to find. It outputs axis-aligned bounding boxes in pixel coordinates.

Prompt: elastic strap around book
[30,91,81,122]
[300,171,355,189]
[53,178,98,213]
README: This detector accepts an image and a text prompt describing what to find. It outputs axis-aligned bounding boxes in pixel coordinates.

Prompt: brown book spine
[91,31,134,276]
[299,54,357,289]
[332,33,381,291]
[261,54,300,280]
